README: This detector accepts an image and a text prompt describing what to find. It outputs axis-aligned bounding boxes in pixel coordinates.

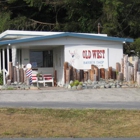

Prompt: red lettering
[84,49,105,59]
[97,50,100,58]
[88,50,91,59]
[83,50,91,59]
[83,50,86,58]
[92,50,97,58]
[102,50,105,58]
[98,50,103,59]
[85,50,87,59]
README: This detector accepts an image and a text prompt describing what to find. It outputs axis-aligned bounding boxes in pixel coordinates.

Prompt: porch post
[12,47,17,66]
[7,47,10,72]
[2,49,6,85]
[0,49,1,73]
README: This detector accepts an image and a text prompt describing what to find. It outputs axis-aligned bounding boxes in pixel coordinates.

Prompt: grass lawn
[0,108,140,138]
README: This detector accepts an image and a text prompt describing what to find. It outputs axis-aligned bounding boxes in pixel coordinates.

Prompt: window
[30,50,53,68]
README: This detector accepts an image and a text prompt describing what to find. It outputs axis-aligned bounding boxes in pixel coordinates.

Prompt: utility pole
[98,23,101,34]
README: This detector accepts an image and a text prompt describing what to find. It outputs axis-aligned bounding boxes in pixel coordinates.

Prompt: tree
[0,12,11,32]
[63,0,102,32]
[0,0,140,40]
[131,38,140,57]
[99,0,140,38]
[0,0,12,32]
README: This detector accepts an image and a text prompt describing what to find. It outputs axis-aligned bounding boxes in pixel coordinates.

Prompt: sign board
[26,63,32,69]
[24,58,29,60]
[65,45,108,69]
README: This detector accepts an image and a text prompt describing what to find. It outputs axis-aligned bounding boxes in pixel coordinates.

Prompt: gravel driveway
[0,88,140,102]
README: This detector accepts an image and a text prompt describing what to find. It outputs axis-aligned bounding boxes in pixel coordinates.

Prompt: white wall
[37,67,54,75]
[65,45,108,69]
[108,44,123,70]
[21,49,30,67]
[21,47,64,85]
[32,68,54,76]
[64,43,123,70]
[11,48,17,66]
[19,37,123,85]
[53,46,64,85]
[21,48,54,74]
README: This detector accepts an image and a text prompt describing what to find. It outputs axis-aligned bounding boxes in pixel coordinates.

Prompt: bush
[79,82,83,85]
[0,72,3,85]
[73,80,79,86]
[70,80,83,87]
[70,82,74,87]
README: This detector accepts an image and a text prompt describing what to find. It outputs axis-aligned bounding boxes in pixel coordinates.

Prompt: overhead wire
[116,7,139,37]
[115,1,138,37]
[0,0,9,3]
[94,1,137,36]
[118,1,136,26]
[0,0,28,8]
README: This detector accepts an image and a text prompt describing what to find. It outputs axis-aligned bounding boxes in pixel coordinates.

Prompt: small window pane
[43,50,53,67]
[30,51,43,67]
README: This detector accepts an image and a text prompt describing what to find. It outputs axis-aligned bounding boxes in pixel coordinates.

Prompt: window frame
[30,50,53,68]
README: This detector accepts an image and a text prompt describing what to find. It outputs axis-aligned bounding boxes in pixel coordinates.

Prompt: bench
[32,74,54,87]
[31,74,39,87]
[42,74,54,87]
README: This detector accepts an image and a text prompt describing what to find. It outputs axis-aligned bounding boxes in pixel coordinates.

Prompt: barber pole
[26,69,32,85]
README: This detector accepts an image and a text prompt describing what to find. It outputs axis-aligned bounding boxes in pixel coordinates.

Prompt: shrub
[70,80,83,87]
[73,80,79,86]
[70,82,74,87]
[79,82,83,85]
[0,72,3,85]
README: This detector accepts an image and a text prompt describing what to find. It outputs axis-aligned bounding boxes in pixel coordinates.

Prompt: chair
[31,74,38,87]
[43,74,54,87]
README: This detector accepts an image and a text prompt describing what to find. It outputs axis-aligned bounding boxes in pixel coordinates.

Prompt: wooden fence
[4,55,140,86]
[64,55,140,85]
[7,62,57,86]
[7,62,26,84]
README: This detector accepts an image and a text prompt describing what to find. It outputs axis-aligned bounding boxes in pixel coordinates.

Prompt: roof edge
[0,32,134,45]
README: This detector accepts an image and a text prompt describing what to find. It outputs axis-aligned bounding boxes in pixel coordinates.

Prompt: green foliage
[0,73,3,85]
[7,87,14,90]
[73,80,79,86]
[64,0,102,32]
[132,38,140,57]
[79,82,83,85]
[70,80,83,87]
[36,72,42,77]
[70,82,74,87]
[99,0,123,36]
[7,0,19,4]
[23,0,44,10]
[0,12,11,32]
[0,0,140,39]
[10,16,29,30]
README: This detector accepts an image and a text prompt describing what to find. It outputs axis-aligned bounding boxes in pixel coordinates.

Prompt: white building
[0,30,133,85]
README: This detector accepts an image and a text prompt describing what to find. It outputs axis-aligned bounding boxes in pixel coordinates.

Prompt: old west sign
[65,45,108,69]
